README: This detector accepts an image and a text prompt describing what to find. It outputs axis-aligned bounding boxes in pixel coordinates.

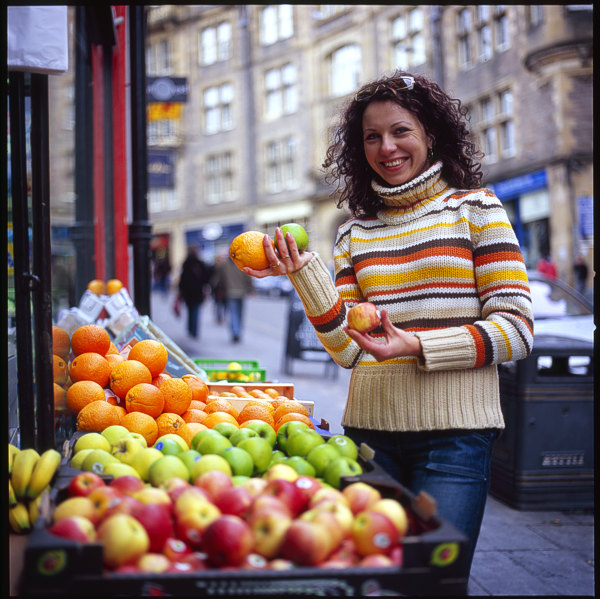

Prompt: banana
[9,479,17,508]
[11,448,40,499]
[28,486,50,525]
[25,448,61,500]
[8,444,20,475]
[9,502,31,534]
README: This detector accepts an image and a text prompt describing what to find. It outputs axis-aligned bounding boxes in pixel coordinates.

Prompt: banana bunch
[8,444,61,534]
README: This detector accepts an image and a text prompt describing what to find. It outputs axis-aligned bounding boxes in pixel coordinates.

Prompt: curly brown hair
[323,70,483,217]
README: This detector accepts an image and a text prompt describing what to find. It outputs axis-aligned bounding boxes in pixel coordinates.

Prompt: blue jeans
[344,426,500,575]
[186,301,201,337]
[226,297,244,340]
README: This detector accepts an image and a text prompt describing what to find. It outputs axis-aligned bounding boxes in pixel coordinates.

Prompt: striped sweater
[288,161,534,432]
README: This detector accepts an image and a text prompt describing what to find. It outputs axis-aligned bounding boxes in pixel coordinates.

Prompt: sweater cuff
[414,327,476,371]
[287,253,337,316]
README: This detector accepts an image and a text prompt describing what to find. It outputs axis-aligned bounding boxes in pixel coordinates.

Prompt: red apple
[346,302,381,333]
[307,499,354,536]
[132,487,172,508]
[327,538,360,564]
[160,477,191,501]
[241,553,269,570]
[280,520,333,566]
[173,486,210,517]
[262,478,306,517]
[47,516,96,542]
[268,558,295,570]
[88,486,123,518]
[390,544,403,567]
[109,475,146,496]
[371,498,409,538]
[249,494,292,520]
[96,513,150,569]
[215,485,253,519]
[163,537,193,562]
[318,558,355,569]
[100,495,145,522]
[358,553,394,568]
[136,552,171,573]
[351,510,399,557]
[240,477,268,497]
[299,507,344,550]
[293,475,322,505]
[52,496,99,525]
[173,552,208,571]
[201,515,255,567]
[341,481,382,515]
[309,487,349,508]
[175,501,221,549]
[68,471,106,497]
[194,470,234,503]
[112,564,140,574]
[131,502,175,553]
[249,511,293,559]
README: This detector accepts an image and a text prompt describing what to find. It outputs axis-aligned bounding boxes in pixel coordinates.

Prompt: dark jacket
[178,254,211,304]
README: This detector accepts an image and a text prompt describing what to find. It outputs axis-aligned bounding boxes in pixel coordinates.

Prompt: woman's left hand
[244,228,313,278]
[344,309,423,362]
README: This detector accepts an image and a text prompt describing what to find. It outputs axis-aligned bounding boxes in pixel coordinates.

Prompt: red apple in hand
[47,516,96,542]
[201,515,255,567]
[351,510,399,556]
[68,471,106,497]
[347,302,381,333]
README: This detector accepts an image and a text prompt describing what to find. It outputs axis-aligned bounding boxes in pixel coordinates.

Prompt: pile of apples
[46,464,410,572]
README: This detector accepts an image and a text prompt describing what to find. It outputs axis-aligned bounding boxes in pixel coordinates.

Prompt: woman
[245,71,533,574]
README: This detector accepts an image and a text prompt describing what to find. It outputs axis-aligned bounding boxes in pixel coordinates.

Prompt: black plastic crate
[491,334,594,510]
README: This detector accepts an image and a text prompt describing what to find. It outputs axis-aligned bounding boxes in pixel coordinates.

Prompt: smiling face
[362,100,432,187]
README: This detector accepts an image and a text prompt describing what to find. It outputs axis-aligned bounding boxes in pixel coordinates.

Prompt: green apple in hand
[277,223,308,253]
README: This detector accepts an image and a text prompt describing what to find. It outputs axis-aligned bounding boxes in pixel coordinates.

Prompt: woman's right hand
[244,228,313,278]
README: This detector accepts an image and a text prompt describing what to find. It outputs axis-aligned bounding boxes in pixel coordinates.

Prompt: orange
[203,398,239,419]
[121,411,159,446]
[181,409,208,424]
[248,389,271,399]
[202,411,239,429]
[270,396,292,410]
[229,231,275,271]
[206,394,225,404]
[106,279,123,295]
[109,359,153,399]
[189,400,207,411]
[275,412,314,432]
[177,422,207,448]
[152,372,172,387]
[125,382,165,418]
[69,352,112,387]
[273,400,309,422]
[243,399,275,414]
[77,400,122,432]
[53,354,68,385]
[70,324,111,357]
[52,326,71,360]
[127,339,169,378]
[66,380,107,414]
[53,383,67,410]
[158,377,193,415]
[106,342,120,355]
[181,374,209,403]
[105,353,126,369]
[113,405,127,422]
[263,388,281,399]
[87,279,106,295]
[230,386,252,398]
[155,412,186,437]
[237,404,276,428]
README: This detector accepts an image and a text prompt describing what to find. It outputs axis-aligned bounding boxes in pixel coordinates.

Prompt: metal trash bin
[491,334,594,510]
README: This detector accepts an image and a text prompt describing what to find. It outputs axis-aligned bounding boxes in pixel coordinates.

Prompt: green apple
[130,447,164,482]
[306,443,342,477]
[111,438,144,465]
[101,425,131,447]
[286,429,325,458]
[232,475,251,486]
[74,432,111,454]
[219,446,255,477]
[237,437,273,475]
[285,456,316,477]
[153,437,184,456]
[155,434,188,453]
[194,432,232,456]
[149,455,190,486]
[276,421,310,454]
[177,449,201,472]
[323,456,363,489]
[326,435,359,460]
[81,449,120,475]
[278,223,308,253]
[242,420,277,447]
[263,463,299,482]
[70,448,93,470]
[191,429,226,452]
[230,428,259,446]
[126,432,148,448]
[103,462,142,480]
[268,450,287,467]
[190,454,232,482]
[213,422,239,439]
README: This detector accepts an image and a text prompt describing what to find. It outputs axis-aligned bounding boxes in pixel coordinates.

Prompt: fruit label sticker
[373,532,392,549]
[430,542,459,567]
[37,549,67,576]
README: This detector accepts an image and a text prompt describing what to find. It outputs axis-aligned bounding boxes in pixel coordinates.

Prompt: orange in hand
[229,231,274,271]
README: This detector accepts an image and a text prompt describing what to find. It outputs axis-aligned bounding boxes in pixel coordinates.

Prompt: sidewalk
[150,291,595,596]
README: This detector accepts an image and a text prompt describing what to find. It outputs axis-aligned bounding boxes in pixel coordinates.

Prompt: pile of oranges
[53,324,312,450]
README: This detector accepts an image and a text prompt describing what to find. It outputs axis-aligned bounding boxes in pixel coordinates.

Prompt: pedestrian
[212,252,254,343]
[177,245,211,339]
[536,254,557,280]
[153,249,172,295]
[243,70,534,577]
[210,252,228,325]
[573,254,588,295]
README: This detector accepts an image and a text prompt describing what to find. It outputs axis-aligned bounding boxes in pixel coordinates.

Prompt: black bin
[491,334,594,510]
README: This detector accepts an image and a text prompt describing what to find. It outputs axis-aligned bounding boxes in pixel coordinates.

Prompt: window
[146,40,171,76]
[147,119,177,145]
[200,22,231,65]
[265,64,298,120]
[457,8,473,67]
[476,89,516,163]
[265,136,298,193]
[494,8,509,50]
[330,44,361,97]
[478,24,493,61]
[205,152,234,204]
[313,5,350,20]
[391,8,426,69]
[149,188,177,213]
[203,83,233,134]
[469,5,509,63]
[261,5,293,46]
[528,5,544,27]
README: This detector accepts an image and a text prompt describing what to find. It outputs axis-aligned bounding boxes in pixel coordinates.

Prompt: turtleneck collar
[371,161,449,212]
